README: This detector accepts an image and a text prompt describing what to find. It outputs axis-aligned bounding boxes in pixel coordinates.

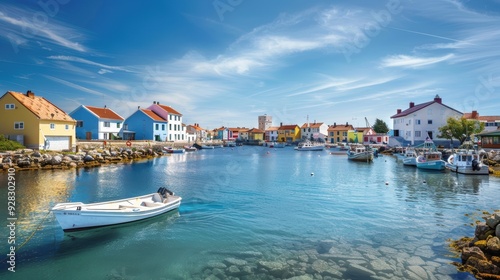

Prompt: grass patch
[0,135,25,151]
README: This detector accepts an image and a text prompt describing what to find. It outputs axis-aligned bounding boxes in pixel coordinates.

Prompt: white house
[463,111,500,132]
[300,121,328,141]
[265,126,279,142]
[148,101,185,142]
[391,95,462,145]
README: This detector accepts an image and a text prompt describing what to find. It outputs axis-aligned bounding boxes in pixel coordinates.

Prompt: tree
[373,118,389,134]
[437,117,485,145]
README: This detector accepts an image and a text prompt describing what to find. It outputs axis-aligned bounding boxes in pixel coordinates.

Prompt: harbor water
[1,146,498,279]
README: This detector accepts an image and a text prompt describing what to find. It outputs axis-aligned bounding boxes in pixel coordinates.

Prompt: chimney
[434,94,442,104]
[334,122,336,127]
[345,122,348,126]
[26,90,35,98]
[280,122,282,127]
[471,110,478,119]
[409,102,414,108]
[397,109,402,114]
[138,106,140,110]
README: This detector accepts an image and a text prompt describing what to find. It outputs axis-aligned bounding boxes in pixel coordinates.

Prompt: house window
[5,104,15,109]
[415,131,421,137]
[14,122,24,130]
[76,120,83,127]
[117,123,121,128]
[416,120,421,125]
[155,124,159,130]
[104,122,110,127]
[162,124,165,130]
[169,124,172,130]
[169,115,172,120]
[50,123,55,130]
[427,120,433,124]
[65,125,69,130]
[124,124,128,130]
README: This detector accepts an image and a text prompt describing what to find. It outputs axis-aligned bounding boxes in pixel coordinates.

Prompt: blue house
[70,105,124,140]
[120,108,168,141]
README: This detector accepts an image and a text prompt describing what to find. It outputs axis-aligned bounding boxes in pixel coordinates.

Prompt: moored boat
[416,152,446,170]
[295,140,324,151]
[183,145,198,152]
[164,147,185,153]
[402,147,418,166]
[51,187,182,231]
[446,149,489,175]
[346,144,373,162]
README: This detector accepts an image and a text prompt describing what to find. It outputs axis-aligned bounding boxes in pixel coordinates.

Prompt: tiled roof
[463,112,500,121]
[85,105,124,120]
[248,128,264,133]
[141,109,166,122]
[278,125,298,130]
[390,96,461,118]
[266,126,279,131]
[300,122,324,128]
[157,104,182,115]
[328,124,354,131]
[6,91,75,122]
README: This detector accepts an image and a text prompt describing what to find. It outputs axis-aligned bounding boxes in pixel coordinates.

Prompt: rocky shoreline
[450,210,500,280]
[0,144,168,171]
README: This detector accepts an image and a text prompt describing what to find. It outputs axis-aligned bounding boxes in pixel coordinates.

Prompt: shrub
[0,135,25,151]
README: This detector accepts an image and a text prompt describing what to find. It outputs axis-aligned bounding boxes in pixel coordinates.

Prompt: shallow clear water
[0,146,497,279]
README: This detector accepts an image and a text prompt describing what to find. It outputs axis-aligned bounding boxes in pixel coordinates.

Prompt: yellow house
[347,130,364,143]
[248,128,265,141]
[327,123,354,144]
[277,124,301,143]
[0,90,76,151]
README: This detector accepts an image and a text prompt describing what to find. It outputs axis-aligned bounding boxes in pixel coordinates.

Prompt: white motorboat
[52,188,181,231]
[295,140,324,151]
[402,147,418,166]
[446,149,489,175]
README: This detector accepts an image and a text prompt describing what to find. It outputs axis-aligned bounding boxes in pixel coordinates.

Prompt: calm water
[0,146,498,279]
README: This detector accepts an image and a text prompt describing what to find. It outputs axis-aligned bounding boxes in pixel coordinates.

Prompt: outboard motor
[472,159,480,171]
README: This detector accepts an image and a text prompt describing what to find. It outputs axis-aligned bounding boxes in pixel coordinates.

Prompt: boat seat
[141,201,162,207]
[152,193,163,203]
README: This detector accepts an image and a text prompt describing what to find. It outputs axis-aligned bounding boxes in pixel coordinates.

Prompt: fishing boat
[446,149,489,175]
[163,147,185,153]
[416,152,446,170]
[401,147,418,166]
[52,187,182,231]
[346,144,373,162]
[295,140,324,151]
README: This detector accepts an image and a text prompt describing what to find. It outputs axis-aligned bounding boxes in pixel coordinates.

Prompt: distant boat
[446,149,489,175]
[346,144,373,162]
[200,145,214,149]
[269,142,285,148]
[224,141,236,147]
[52,188,181,231]
[183,145,197,152]
[295,140,324,151]
[163,147,185,153]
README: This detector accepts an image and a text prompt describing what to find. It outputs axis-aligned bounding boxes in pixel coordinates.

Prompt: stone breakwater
[451,210,500,279]
[0,145,168,171]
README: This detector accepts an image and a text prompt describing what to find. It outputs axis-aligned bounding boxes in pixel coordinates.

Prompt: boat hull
[347,151,374,162]
[446,164,489,175]
[416,160,446,170]
[52,194,182,231]
[402,157,417,166]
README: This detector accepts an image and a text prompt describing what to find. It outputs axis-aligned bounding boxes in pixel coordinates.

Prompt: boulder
[83,155,94,162]
[486,213,500,229]
[487,237,500,253]
[51,156,62,165]
[497,224,500,238]
[16,158,31,167]
[32,151,42,157]
[462,246,487,263]
[476,223,495,240]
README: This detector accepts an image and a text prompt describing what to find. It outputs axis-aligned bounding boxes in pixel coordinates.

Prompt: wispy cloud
[0,4,87,52]
[380,54,455,69]
[47,56,132,73]
[43,75,106,96]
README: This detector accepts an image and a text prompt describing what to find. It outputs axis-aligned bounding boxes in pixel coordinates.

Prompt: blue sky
[1,0,500,129]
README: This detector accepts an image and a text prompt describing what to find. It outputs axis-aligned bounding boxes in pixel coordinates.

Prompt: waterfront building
[477,130,500,149]
[148,102,185,142]
[300,121,327,141]
[70,105,124,140]
[238,128,250,141]
[248,128,265,141]
[258,115,272,131]
[265,126,279,142]
[391,95,462,145]
[463,111,500,132]
[326,123,354,144]
[277,124,301,143]
[0,90,76,150]
[186,123,207,142]
[120,107,167,141]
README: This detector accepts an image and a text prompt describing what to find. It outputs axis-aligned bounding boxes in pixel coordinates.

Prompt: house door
[86,132,92,140]
[428,131,433,139]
